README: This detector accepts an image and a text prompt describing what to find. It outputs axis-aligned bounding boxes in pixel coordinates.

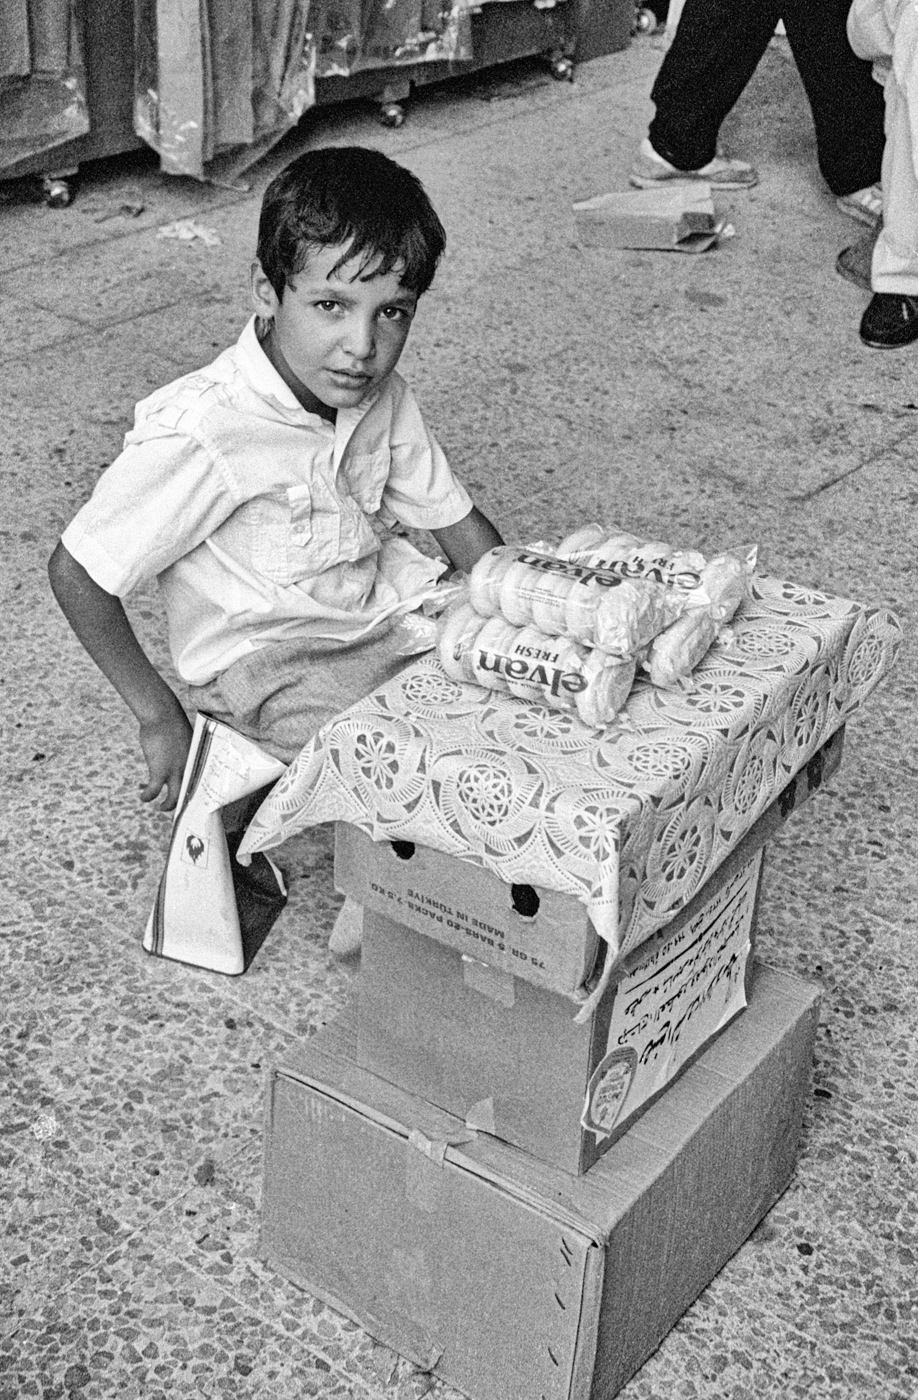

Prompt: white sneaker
[836,184,883,228]
[629,137,758,190]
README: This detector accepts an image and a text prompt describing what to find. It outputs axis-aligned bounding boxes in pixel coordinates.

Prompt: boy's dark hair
[257,146,446,299]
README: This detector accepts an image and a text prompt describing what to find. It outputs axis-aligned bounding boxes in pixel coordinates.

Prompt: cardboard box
[357,841,762,1174]
[261,965,820,1400]
[335,728,843,1001]
[334,821,602,997]
[572,186,726,253]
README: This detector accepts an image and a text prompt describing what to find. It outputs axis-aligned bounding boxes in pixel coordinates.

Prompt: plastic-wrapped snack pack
[557,526,757,690]
[468,545,686,655]
[434,529,756,720]
[645,609,719,689]
[649,548,755,687]
[438,601,636,728]
[556,524,709,595]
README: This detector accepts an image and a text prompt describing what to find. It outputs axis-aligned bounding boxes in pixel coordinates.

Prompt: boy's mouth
[327,367,372,386]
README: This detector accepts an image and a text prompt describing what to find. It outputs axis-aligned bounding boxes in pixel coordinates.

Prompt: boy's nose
[343,315,376,361]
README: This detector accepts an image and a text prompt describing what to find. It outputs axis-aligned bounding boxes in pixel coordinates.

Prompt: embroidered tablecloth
[241,577,901,965]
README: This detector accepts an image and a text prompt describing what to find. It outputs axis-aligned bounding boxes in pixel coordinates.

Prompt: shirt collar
[235,315,307,414]
[234,315,383,438]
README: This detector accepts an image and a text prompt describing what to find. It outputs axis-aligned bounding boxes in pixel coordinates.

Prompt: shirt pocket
[247,482,342,586]
[338,450,391,559]
[341,450,390,515]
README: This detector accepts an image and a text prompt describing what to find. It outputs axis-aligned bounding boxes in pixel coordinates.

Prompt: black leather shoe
[860,292,918,348]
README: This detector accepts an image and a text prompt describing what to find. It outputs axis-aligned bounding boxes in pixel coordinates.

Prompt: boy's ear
[250,259,281,320]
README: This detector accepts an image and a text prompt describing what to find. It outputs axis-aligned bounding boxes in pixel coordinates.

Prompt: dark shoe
[859,292,918,348]
[836,223,880,292]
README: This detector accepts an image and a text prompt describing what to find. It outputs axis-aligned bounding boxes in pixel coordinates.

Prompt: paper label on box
[581,849,761,1139]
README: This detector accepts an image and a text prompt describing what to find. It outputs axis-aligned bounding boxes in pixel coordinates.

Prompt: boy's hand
[138,711,194,811]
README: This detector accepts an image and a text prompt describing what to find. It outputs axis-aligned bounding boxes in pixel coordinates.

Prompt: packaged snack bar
[696,548,755,623]
[436,606,637,726]
[558,527,758,607]
[645,609,718,689]
[466,545,683,656]
[643,547,757,688]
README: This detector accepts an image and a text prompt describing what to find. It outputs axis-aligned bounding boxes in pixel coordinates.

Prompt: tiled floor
[2,26,915,1400]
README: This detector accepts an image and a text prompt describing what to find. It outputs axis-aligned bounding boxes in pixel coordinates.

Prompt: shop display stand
[4,0,632,203]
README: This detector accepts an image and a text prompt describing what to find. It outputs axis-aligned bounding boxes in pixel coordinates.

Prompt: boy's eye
[316,300,340,313]
[380,306,413,322]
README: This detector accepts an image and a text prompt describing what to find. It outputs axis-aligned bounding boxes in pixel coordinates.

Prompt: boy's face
[251,242,418,419]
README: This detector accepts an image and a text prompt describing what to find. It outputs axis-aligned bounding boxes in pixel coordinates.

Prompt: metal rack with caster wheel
[313,0,632,132]
[547,49,575,80]
[376,79,411,127]
[39,170,79,208]
[633,1,668,34]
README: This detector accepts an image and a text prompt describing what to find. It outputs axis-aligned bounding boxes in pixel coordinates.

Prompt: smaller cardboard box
[358,839,763,1174]
[573,186,726,253]
[261,965,820,1400]
[334,822,602,997]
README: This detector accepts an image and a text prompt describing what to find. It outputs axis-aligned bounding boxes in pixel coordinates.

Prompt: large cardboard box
[358,840,763,1174]
[261,965,820,1400]
[334,728,843,1001]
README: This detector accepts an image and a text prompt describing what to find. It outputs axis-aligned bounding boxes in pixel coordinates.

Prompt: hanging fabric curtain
[0,0,90,177]
[133,0,315,182]
[133,0,471,182]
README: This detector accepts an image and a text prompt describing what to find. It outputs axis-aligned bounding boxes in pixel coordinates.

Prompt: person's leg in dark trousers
[781,0,885,196]
[648,0,781,171]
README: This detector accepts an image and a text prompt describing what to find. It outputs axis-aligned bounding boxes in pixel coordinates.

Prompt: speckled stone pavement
[2,28,915,1400]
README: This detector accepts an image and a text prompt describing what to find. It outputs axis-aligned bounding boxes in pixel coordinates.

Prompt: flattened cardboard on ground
[336,727,844,1005]
[572,185,726,252]
[261,965,820,1400]
[358,841,761,1174]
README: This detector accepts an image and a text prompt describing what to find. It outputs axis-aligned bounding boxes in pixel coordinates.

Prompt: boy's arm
[431,505,503,576]
[48,541,193,811]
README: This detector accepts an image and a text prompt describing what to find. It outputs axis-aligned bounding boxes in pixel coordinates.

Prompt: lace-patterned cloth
[240,577,901,964]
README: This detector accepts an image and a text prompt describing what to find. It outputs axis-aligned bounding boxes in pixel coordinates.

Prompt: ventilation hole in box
[390,840,415,861]
[511,884,539,918]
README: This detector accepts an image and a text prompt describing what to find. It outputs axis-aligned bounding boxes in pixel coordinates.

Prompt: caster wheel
[635,7,658,32]
[379,102,406,128]
[549,56,575,81]
[42,176,73,208]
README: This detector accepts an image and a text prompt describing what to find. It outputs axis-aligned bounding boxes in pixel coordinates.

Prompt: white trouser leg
[873,72,918,293]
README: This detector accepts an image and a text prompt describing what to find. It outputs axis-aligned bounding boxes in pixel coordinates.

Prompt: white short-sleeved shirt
[62,317,473,685]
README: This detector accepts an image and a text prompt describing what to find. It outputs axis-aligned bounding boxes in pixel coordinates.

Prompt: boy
[49,147,502,934]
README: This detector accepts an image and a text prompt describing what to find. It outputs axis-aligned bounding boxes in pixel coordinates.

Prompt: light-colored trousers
[848,0,918,292]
